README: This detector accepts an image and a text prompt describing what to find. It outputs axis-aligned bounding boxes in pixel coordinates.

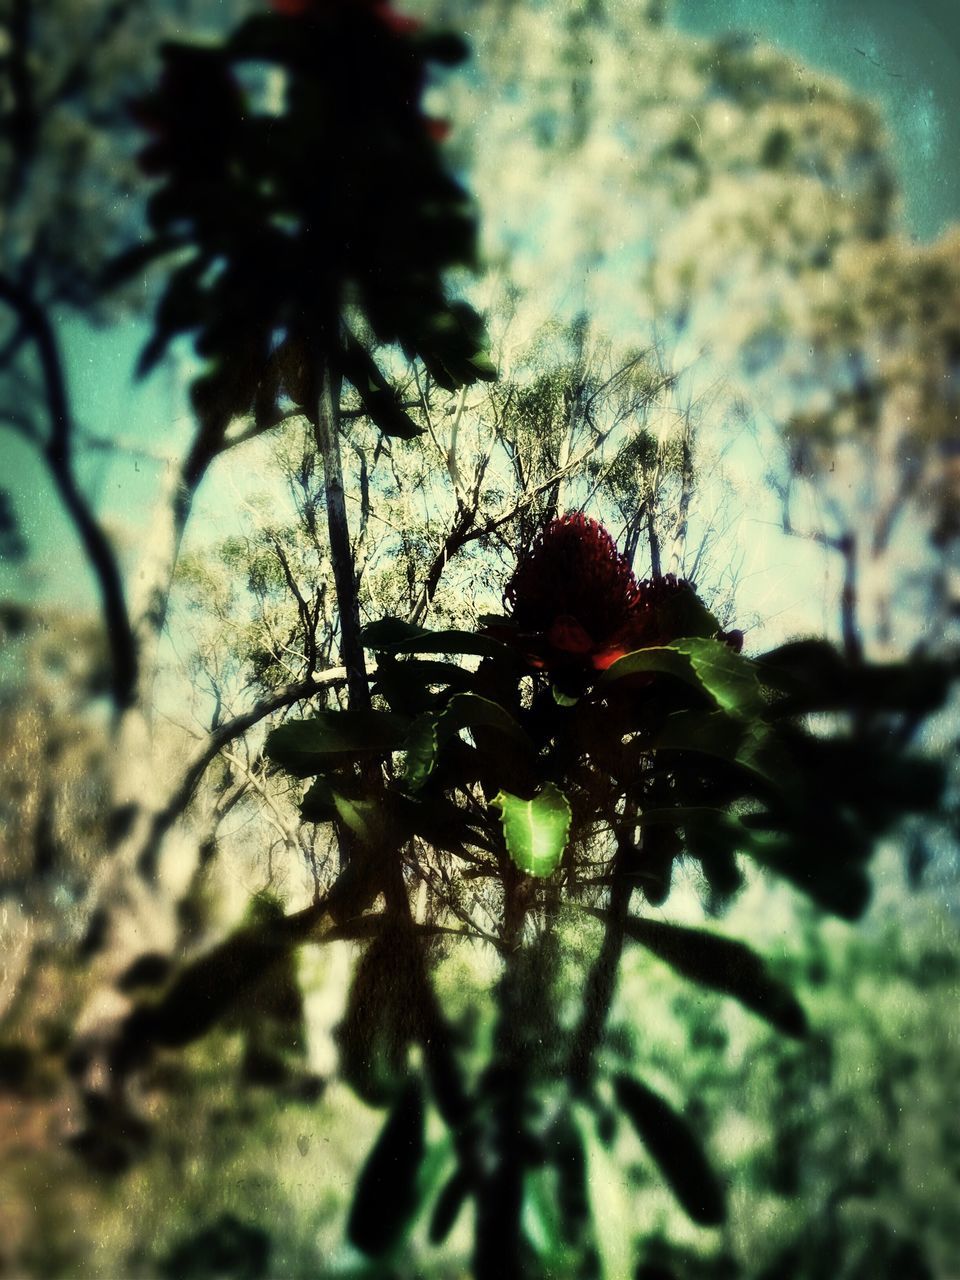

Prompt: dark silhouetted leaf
[619,916,807,1037]
[265,711,409,776]
[347,1079,425,1256]
[362,618,431,649]
[403,692,532,790]
[116,953,173,993]
[613,1074,726,1226]
[160,1213,270,1280]
[340,337,424,439]
[335,930,425,1107]
[655,710,789,787]
[100,236,185,290]
[429,1168,471,1244]
[758,639,952,717]
[371,657,475,716]
[363,620,518,662]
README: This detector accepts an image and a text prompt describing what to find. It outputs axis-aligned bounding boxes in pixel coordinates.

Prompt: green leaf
[362,620,517,662]
[492,784,571,878]
[265,711,409,776]
[466,349,498,379]
[655,710,790,786]
[300,777,382,843]
[332,793,381,843]
[613,1074,726,1227]
[619,915,807,1037]
[403,713,440,791]
[552,685,580,707]
[347,1079,425,1255]
[361,618,427,649]
[523,1167,569,1271]
[599,638,763,719]
[403,693,532,790]
[429,1169,471,1245]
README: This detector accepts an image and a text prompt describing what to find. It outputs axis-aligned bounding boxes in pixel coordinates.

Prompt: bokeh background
[1,1,958,1276]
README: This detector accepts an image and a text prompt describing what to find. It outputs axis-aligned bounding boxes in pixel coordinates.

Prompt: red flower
[270,0,422,34]
[501,514,646,671]
[498,514,742,674]
[424,117,452,143]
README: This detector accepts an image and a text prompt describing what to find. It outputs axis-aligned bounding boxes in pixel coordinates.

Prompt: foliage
[255,517,949,1276]
[125,0,495,442]
[2,1,959,1278]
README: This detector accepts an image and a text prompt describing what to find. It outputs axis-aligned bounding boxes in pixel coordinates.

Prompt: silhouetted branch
[139,667,346,875]
[0,274,138,707]
[312,357,370,709]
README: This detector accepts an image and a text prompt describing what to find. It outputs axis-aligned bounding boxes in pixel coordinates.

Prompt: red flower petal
[372,1,422,34]
[548,615,594,655]
[424,117,452,143]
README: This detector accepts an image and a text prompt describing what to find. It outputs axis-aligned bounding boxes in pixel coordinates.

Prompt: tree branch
[0,274,138,707]
[138,667,346,875]
[312,357,369,710]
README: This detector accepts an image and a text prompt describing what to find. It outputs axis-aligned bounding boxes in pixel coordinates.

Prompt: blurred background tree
[1,0,958,1276]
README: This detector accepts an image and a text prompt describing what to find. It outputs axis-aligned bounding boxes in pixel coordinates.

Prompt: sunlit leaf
[599,638,763,718]
[466,348,499,379]
[523,1167,568,1271]
[404,693,532,790]
[492,784,571,878]
[332,793,381,843]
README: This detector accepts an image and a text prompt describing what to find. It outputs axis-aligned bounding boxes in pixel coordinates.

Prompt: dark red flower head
[270,0,422,35]
[503,514,647,671]
[500,514,742,673]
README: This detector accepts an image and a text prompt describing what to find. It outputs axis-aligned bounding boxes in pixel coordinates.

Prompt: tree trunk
[312,358,369,711]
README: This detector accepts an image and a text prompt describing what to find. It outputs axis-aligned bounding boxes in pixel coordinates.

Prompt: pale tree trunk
[668,402,694,577]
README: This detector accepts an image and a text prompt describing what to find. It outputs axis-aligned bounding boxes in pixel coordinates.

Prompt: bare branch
[221,749,298,850]
[0,274,137,707]
[139,666,346,875]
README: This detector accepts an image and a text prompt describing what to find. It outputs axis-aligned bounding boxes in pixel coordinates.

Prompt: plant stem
[473,866,529,1280]
[567,813,637,1094]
